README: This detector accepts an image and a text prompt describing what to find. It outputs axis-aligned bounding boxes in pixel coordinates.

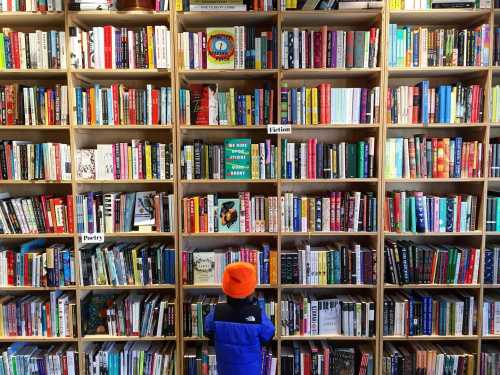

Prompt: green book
[409,197,416,233]
[357,141,364,178]
[347,143,356,178]
[0,34,5,70]
[224,138,251,179]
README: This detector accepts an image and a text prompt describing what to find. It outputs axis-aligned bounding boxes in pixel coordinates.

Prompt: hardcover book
[76,149,96,179]
[224,138,251,179]
[206,27,235,69]
[192,252,216,284]
[217,198,240,232]
[133,191,156,226]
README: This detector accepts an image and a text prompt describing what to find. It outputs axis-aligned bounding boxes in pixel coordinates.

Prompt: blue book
[446,197,454,232]
[262,243,270,284]
[439,198,447,232]
[254,89,259,125]
[75,88,83,124]
[395,138,403,178]
[409,197,416,233]
[445,85,452,123]
[63,250,71,285]
[420,80,429,125]
[123,192,136,232]
[290,88,297,125]
[484,248,494,284]
[408,295,414,335]
[496,198,500,232]
[412,29,419,67]
[293,197,300,232]
[438,86,446,123]
[454,137,462,177]
[415,194,426,233]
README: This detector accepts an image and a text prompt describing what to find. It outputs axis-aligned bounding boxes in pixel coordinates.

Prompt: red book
[190,84,209,125]
[12,32,20,69]
[104,25,113,69]
[54,143,61,180]
[6,250,14,285]
[455,195,462,232]
[189,198,195,233]
[346,31,355,68]
[267,31,272,69]
[311,138,317,179]
[468,143,474,178]
[412,86,419,122]
[202,32,207,69]
[393,192,401,232]
[40,195,51,232]
[5,143,12,179]
[319,84,326,124]
[313,31,322,68]
[199,198,205,233]
[66,195,74,233]
[325,83,331,124]
[151,88,159,125]
[335,192,341,231]
[245,192,250,232]
[269,89,274,123]
[466,248,476,284]
[6,86,15,125]
[112,84,119,125]
[129,88,136,124]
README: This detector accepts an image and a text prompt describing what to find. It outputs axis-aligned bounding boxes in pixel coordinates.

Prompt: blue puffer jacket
[204,297,275,375]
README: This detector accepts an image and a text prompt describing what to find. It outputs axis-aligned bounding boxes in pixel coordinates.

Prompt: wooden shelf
[385,178,484,183]
[183,284,276,289]
[0,125,69,130]
[0,68,66,77]
[383,335,479,341]
[181,232,277,237]
[82,335,176,342]
[0,233,74,239]
[80,284,176,290]
[71,68,171,78]
[178,69,278,79]
[384,231,482,237]
[68,10,170,24]
[384,284,480,289]
[389,9,490,24]
[181,179,278,184]
[281,335,376,341]
[75,125,173,130]
[281,178,378,184]
[76,179,174,184]
[388,66,488,77]
[281,284,376,289]
[481,335,500,340]
[0,336,77,342]
[282,68,381,79]
[281,231,377,237]
[0,286,76,291]
[0,11,65,26]
[0,180,72,184]
[85,232,175,238]
[179,125,268,130]
[281,9,382,25]
[386,123,486,129]
[176,11,277,26]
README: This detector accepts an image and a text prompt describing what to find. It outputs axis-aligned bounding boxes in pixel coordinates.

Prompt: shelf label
[267,124,291,134]
[80,233,105,244]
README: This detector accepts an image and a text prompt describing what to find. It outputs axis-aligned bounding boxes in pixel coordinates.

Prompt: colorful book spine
[0,0,64,11]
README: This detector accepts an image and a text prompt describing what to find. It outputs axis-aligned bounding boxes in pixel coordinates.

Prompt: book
[182,244,277,285]
[79,242,175,286]
[281,242,376,285]
[68,0,114,10]
[389,0,487,9]
[486,192,500,231]
[489,138,500,177]
[223,138,251,179]
[182,193,278,234]
[281,191,377,233]
[484,245,500,284]
[0,28,66,69]
[0,84,68,126]
[282,0,382,9]
[280,85,380,125]
[385,136,483,178]
[0,0,64,11]
[481,345,500,375]
[69,25,170,69]
[389,24,490,67]
[281,27,380,69]
[206,27,235,69]
[74,84,172,126]
[482,291,500,336]
[0,141,72,181]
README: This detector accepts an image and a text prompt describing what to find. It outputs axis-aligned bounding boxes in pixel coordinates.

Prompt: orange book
[269,250,277,285]
[443,138,450,178]
[147,26,154,68]
[89,87,96,125]
[321,26,327,68]
[436,139,445,178]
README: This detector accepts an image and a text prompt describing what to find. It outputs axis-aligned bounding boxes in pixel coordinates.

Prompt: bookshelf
[1,1,500,374]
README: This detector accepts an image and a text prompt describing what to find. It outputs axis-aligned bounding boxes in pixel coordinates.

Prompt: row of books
[280,85,380,125]
[384,192,478,233]
[74,85,172,126]
[281,343,374,375]
[81,292,175,337]
[282,0,384,9]
[389,0,489,9]
[83,342,175,375]
[281,27,380,69]
[0,0,64,11]
[0,84,68,126]
[383,343,476,375]
[281,192,378,233]
[488,139,500,177]
[0,240,75,287]
[281,294,376,337]
[0,194,73,234]
[484,245,500,284]
[281,138,376,179]
[384,137,483,179]
[385,241,480,286]
[181,139,277,180]
[179,85,275,126]
[480,346,500,375]
[0,141,72,181]
[79,242,175,287]
[383,292,475,336]
[178,27,277,70]
[182,294,276,337]
[69,25,171,69]
[0,291,76,337]
[482,292,500,336]
[388,24,490,67]
[0,343,78,375]
[182,244,277,286]
[486,192,500,231]
[183,0,276,11]
[281,243,376,285]
[0,29,66,69]
[75,191,175,234]
[76,141,174,180]
[182,194,279,234]
[387,82,484,124]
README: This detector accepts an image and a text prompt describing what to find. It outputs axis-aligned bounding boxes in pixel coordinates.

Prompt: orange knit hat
[222,262,257,299]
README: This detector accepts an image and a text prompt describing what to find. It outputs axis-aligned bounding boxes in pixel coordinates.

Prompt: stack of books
[0,29,66,69]
[181,138,277,180]
[179,84,275,126]
[79,242,176,286]
[69,25,171,69]
[281,191,378,233]
[388,24,490,67]
[281,242,376,285]
[280,85,380,125]
[74,85,173,126]
[281,27,380,69]
[0,84,69,126]
[384,137,483,179]
[77,141,174,180]
[281,137,376,179]
[75,191,175,234]
[0,240,75,287]
[178,27,277,69]
[384,191,478,233]
[281,294,376,337]
[182,193,279,234]
[182,244,277,285]
[383,292,475,336]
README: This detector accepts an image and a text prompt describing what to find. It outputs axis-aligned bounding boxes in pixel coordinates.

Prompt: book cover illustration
[224,138,251,179]
[134,191,156,226]
[217,198,240,232]
[76,149,96,179]
[193,251,216,284]
[207,27,235,69]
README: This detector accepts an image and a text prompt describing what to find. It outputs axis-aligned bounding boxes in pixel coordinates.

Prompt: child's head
[222,262,257,299]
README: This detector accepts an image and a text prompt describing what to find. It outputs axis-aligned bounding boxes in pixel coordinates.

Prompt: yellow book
[0,300,4,336]
[246,95,252,125]
[493,86,498,121]
[127,146,132,179]
[251,144,259,179]
[305,88,311,125]
[311,87,318,125]
[131,249,140,284]
[193,196,200,233]
[44,91,49,125]
[301,197,308,230]
[147,26,154,68]
[269,250,277,285]
[229,88,236,125]
[291,0,297,8]
[450,87,457,123]
[176,0,183,11]
[145,143,152,179]
[321,252,327,284]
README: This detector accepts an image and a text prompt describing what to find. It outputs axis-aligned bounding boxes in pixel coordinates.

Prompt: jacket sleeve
[204,309,215,340]
[259,309,275,345]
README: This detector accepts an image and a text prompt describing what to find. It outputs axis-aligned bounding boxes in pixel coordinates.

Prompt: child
[204,262,275,375]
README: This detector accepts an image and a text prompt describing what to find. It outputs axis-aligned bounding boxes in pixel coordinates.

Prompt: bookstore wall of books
[2,0,500,373]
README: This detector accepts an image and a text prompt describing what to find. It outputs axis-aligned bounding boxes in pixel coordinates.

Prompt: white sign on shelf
[80,233,105,244]
[267,124,291,134]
